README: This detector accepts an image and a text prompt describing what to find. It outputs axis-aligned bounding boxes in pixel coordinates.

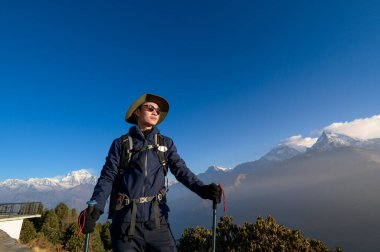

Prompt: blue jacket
[91,125,205,223]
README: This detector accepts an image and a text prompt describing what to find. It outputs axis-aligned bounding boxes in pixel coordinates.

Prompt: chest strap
[127,134,168,176]
[116,192,165,238]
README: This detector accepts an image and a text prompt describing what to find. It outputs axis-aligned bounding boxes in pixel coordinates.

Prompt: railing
[0,202,43,217]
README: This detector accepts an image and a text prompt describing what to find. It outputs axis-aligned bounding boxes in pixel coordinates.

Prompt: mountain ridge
[1,131,380,251]
[2,131,379,190]
[0,169,97,192]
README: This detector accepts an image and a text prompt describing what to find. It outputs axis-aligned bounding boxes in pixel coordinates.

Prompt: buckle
[139,197,149,203]
[117,194,130,206]
[157,194,163,201]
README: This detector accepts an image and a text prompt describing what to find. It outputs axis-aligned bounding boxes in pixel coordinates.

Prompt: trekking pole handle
[84,200,97,252]
[87,200,97,213]
[213,183,221,210]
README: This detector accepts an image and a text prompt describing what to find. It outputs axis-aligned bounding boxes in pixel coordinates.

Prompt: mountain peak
[261,145,302,162]
[311,131,358,151]
[0,169,97,192]
[60,169,97,186]
[205,165,231,174]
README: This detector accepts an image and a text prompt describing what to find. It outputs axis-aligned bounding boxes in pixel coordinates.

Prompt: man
[80,93,222,251]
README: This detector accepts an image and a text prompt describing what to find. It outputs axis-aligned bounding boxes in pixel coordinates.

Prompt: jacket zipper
[142,139,148,220]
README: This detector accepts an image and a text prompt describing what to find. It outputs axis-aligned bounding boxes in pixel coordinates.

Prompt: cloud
[324,114,380,139]
[276,114,380,150]
[234,174,247,187]
[224,173,247,193]
[281,135,318,147]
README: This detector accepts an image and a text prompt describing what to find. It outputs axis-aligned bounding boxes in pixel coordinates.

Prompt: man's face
[135,102,161,128]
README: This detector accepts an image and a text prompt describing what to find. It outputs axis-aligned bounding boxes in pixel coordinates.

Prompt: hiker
[80,93,222,251]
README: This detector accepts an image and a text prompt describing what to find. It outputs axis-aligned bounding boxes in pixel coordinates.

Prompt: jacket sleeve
[90,138,121,212]
[165,137,205,196]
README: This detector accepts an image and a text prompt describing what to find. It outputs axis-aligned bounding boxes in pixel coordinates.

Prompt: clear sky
[1,1,380,181]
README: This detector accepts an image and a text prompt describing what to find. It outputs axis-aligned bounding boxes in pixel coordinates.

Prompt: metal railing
[0,202,43,217]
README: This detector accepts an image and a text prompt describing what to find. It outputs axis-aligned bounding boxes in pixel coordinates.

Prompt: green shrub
[178,215,343,252]
[19,219,37,243]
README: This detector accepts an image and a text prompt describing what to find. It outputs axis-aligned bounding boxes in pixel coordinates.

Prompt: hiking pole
[84,200,97,252]
[212,199,217,252]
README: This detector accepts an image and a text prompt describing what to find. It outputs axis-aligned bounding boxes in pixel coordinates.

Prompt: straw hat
[125,93,169,125]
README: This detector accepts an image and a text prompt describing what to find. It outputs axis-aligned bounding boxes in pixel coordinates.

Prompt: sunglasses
[141,104,161,115]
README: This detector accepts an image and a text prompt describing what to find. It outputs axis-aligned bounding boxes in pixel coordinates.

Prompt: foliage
[63,223,85,252]
[40,209,62,245]
[178,226,212,251]
[20,202,342,252]
[89,223,108,252]
[20,202,109,252]
[55,202,70,232]
[178,215,343,252]
[19,219,37,243]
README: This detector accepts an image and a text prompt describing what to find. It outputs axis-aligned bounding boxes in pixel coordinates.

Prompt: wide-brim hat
[125,93,169,125]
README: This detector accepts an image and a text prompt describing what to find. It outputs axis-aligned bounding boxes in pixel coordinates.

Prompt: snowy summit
[205,165,231,174]
[0,169,97,192]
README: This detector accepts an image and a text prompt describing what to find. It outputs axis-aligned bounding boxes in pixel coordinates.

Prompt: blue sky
[1,1,380,181]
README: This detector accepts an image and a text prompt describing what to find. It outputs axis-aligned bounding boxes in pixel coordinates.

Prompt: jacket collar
[129,125,160,140]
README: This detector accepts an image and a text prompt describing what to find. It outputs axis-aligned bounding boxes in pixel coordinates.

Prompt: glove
[199,183,222,203]
[78,206,101,234]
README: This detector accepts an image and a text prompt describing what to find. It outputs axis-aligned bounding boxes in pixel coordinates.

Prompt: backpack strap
[154,133,168,176]
[120,134,133,174]
[108,134,133,219]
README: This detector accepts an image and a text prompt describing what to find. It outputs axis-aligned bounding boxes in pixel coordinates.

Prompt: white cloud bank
[281,114,380,148]
[281,135,317,148]
[324,114,380,139]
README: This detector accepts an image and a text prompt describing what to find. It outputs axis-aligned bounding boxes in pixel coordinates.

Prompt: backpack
[107,133,168,219]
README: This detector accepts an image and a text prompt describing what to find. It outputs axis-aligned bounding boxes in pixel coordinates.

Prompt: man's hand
[79,206,101,234]
[199,183,222,203]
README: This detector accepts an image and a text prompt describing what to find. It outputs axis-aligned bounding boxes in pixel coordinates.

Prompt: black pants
[111,218,177,252]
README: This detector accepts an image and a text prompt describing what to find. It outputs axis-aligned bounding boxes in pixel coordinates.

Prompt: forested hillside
[20,203,341,252]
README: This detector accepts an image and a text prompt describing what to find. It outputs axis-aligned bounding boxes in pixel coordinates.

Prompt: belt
[116,192,165,239]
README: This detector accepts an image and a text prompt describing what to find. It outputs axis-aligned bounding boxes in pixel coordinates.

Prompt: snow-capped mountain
[60,169,97,186]
[311,131,358,150]
[204,165,232,174]
[261,145,302,162]
[261,131,380,162]
[311,131,380,151]
[169,131,380,252]
[0,169,97,192]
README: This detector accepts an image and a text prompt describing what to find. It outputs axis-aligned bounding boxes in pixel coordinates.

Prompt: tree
[179,226,212,252]
[40,209,62,244]
[178,215,343,252]
[19,202,116,251]
[71,208,78,223]
[55,202,70,232]
[88,223,107,252]
[30,204,46,232]
[20,219,37,244]
[64,223,85,252]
